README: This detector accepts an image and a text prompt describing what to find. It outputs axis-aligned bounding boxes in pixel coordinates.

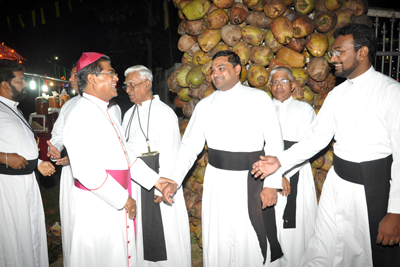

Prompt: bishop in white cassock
[62,53,173,267]
[47,64,122,267]
[163,51,284,267]
[269,67,317,267]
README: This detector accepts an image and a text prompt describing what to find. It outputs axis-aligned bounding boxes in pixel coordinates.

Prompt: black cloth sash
[0,158,38,175]
[333,153,400,266]
[208,147,283,263]
[282,140,299,229]
[61,147,68,159]
[138,153,167,262]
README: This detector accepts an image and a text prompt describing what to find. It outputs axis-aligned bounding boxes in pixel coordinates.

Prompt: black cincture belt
[138,153,167,262]
[208,148,283,263]
[0,158,38,175]
[333,153,400,266]
[282,140,299,229]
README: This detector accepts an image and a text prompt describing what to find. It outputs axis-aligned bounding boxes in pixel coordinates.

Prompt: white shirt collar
[0,95,18,109]
[140,95,159,108]
[273,96,293,106]
[218,81,242,93]
[347,66,374,86]
[82,92,109,109]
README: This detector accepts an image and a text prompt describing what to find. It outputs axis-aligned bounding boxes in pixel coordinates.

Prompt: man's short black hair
[77,55,111,92]
[212,50,242,76]
[70,61,77,70]
[333,23,377,64]
[0,60,24,84]
[212,50,241,67]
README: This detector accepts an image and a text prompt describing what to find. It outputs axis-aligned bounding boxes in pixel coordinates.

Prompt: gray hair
[269,66,293,82]
[124,65,153,92]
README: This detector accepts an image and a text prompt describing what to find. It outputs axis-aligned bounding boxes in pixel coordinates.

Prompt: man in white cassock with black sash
[46,63,122,267]
[62,52,175,267]
[122,65,191,267]
[0,60,55,267]
[269,66,317,267]
[162,50,284,267]
[252,23,400,267]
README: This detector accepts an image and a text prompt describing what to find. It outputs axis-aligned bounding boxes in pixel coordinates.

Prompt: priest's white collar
[82,92,109,109]
[140,95,159,108]
[0,95,18,108]
[273,96,293,106]
[218,81,241,93]
[347,66,374,86]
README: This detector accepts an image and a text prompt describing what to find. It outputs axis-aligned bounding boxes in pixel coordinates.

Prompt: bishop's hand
[124,195,137,220]
[251,156,281,179]
[46,140,61,160]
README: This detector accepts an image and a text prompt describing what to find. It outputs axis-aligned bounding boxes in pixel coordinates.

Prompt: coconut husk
[245,11,272,29]
[196,150,209,167]
[190,194,203,219]
[182,99,199,117]
[179,117,190,133]
[320,149,333,171]
[230,2,249,25]
[314,87,331,108]
[311,154,325,169]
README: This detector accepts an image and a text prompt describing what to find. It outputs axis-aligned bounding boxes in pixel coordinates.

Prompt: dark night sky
[0,0,182,76]
[2,0,397,78]
[1,0,399,116]
[0,0,183,116]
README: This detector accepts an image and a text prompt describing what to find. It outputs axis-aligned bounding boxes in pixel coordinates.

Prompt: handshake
[155,178,178,205]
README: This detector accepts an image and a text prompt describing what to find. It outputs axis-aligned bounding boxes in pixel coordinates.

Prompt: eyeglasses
[271,79,292,87]
[95,71,118,78]
[122,80,146,91]
[328,45,361,57]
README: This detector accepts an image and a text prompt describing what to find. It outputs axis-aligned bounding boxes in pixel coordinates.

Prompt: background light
[49,82,54,86]
[42,85,48,92]
[29,80,36,90]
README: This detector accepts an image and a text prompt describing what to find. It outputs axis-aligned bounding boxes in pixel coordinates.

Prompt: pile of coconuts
[168,0,371,248]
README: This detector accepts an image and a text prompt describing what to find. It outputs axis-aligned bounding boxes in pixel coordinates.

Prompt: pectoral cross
[141,140,158,156]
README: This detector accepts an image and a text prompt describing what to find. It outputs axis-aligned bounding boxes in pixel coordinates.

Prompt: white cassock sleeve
[154,108,181,195]
[170,105,206,187]
[64,111,129,210]
[50,108,65,153]
[127,149,160,191]
[283,105,316,180]
[109,104,122,125]
[262,95,284,189]
[387,88,400,213]
[278,92,336,173]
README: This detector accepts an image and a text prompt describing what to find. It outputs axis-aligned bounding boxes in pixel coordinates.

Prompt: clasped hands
[156,177,178,205]
[46,140,70,166]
